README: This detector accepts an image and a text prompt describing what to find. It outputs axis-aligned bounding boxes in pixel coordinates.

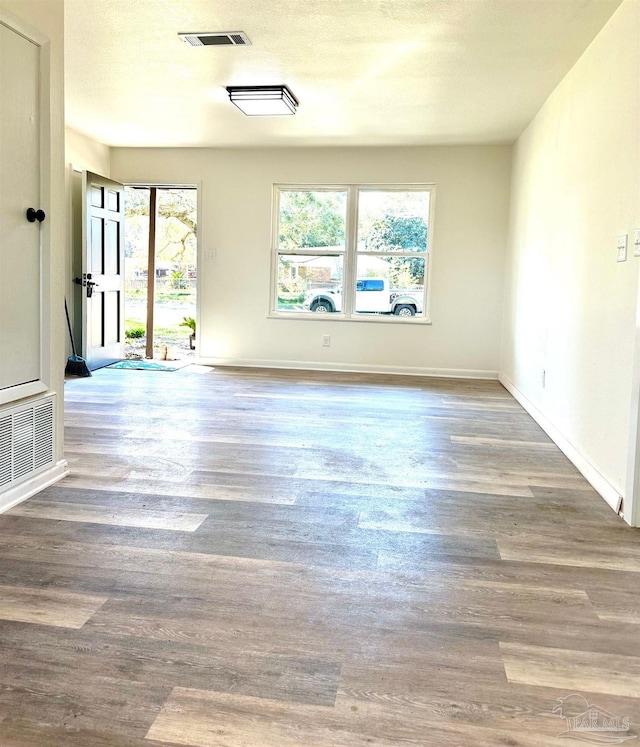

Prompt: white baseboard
[0,460,69,514]
[499,374,623,518]
[196,357,499,380]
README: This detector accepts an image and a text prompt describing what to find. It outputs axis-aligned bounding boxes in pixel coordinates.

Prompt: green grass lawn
[125,288,195,353]
[126,288,195,303]
[126,322,190,343]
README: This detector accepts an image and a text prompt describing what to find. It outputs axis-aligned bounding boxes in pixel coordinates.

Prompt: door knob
[73,274,98,298]
[26,208,46,223]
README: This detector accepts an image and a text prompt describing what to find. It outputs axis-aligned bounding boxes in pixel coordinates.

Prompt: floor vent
[0,395,55,493]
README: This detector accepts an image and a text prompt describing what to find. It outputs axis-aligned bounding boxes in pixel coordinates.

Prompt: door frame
[0,8,51,405]
[625,262,640,527]
[123,181,202,358]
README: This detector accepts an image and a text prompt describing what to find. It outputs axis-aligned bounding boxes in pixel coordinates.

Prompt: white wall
[1,0,66,465]
[111,145,511,377]
[502,0,640,518]
[66,127,111,176]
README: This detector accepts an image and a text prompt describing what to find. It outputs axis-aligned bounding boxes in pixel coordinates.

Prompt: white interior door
[82,171,125,370]
[0,20,43,399]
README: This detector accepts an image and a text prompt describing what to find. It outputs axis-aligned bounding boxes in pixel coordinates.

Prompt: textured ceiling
[64,0,622,148]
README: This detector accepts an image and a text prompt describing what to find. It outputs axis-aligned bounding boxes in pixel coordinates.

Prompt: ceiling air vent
[179,32,251,47]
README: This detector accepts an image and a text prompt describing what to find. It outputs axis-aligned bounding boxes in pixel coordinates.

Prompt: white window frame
[270,183,435,324]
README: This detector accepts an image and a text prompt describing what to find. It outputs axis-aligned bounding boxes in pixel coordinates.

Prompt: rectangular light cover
[226,86,298,116]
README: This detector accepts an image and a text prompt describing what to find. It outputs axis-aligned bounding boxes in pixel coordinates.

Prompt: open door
[81,171,125,370]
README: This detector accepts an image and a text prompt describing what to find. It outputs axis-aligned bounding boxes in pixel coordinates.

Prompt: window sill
[268,311,432,325]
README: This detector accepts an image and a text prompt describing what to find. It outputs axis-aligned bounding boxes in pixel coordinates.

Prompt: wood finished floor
[0,365,639,746]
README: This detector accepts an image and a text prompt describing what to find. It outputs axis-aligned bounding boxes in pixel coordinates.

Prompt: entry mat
[108,359,191,372]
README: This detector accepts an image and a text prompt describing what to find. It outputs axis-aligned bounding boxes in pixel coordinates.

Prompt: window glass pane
[124,187,150,342]
[277,254,343,313]
[278,190,347,252]
[354,256,425,317]
[357,190,429,253]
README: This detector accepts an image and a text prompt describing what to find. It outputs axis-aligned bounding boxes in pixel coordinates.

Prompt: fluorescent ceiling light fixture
[226,85,298,116]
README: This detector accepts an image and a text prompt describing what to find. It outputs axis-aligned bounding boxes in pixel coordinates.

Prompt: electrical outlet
[322,335,331,348]
[634,229,640,257]
[617,235,628,262]
[204,249,216,261]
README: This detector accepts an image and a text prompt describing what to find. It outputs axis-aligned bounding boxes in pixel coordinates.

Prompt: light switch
[634,229,640,257]
[617,235,628,263]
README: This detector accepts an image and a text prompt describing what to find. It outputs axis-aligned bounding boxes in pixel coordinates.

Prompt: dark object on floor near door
[64,298,91,377]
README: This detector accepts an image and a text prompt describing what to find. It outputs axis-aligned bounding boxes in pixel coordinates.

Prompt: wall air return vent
[179,32,251,47]
[0,394,56,494]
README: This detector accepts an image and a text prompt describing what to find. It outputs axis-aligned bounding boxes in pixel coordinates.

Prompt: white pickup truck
[302,278,422,316]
